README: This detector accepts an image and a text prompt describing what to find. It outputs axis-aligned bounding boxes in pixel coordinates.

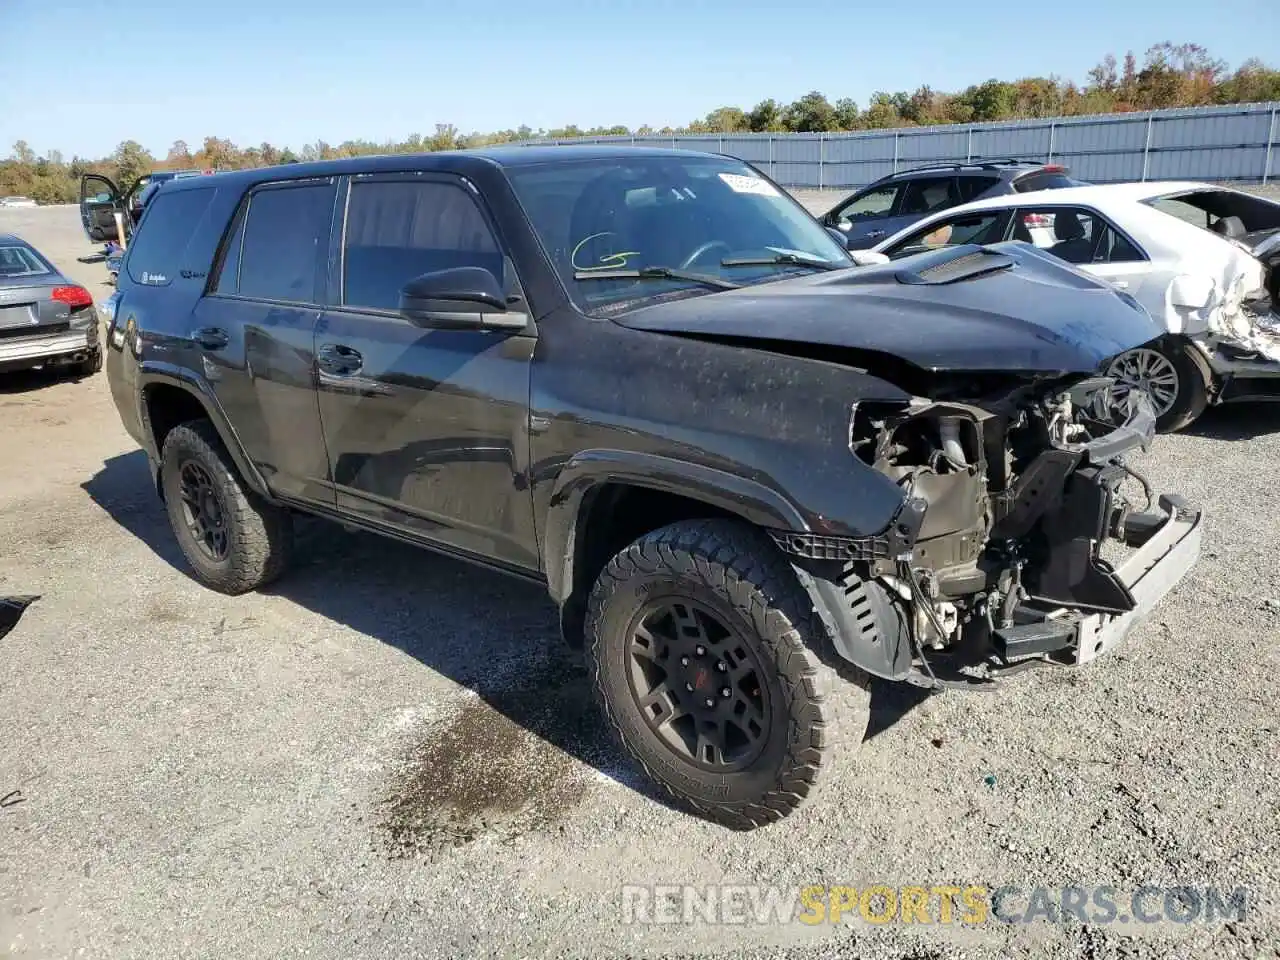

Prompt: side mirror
[399,267,527,330]
[825,226,851,248]
[848,250,891,266]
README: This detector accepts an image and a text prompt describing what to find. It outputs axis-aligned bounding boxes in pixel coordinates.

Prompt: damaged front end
[774,376,1203,688]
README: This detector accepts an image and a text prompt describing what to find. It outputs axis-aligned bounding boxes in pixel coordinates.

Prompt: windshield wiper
[572,266,741,290]
[720,253,844,271]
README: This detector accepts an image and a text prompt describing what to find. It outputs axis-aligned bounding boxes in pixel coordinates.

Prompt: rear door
[191,177,336,505]
[80,174,124,243]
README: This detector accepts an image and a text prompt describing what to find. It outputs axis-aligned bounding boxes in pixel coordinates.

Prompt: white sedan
[861,181,1280,431]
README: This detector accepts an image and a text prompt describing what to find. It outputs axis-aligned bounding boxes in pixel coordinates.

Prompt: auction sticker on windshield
[718,173,780,197]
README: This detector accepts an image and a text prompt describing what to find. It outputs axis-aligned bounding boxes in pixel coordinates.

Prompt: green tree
[747,99,786,132]
[833,98,860,130]
[111,140,153,185]
[12,141,36,165]
[783,91,837,132]
[427,124,459,151]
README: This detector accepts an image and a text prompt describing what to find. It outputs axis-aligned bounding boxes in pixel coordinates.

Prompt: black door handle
[317,343,363,376]
[193,327,229,350]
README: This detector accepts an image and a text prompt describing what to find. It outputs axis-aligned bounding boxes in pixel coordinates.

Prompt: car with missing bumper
[0,234,101,376]
[101,146,1201,827]
[868,180,1280,431]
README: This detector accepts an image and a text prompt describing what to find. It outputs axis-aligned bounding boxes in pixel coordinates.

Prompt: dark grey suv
[820,159,1085,249]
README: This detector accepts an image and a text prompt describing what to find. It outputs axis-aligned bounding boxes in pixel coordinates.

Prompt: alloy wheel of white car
[1107,348,1180,419]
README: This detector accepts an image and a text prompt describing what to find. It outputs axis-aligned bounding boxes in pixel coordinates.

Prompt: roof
[945,180,1225,213]
[161,144,705,193]
[0,234,26,244]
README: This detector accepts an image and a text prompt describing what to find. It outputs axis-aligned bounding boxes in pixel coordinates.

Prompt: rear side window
[900,178,960,216]
[957,176,1000,202]
[342,179,502,311]
[230,182,335,303]
[125,187,218,286]
[1013,170,1084,192]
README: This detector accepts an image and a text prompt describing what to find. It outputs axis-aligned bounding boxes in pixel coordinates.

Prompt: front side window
[506,156,850,314]
[341,179,503,311]
[837,184,901,221]
[231,182,335,302]
[886,211,1008,259]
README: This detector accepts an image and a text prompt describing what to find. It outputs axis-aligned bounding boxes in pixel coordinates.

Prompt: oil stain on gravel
[377,652,605,857]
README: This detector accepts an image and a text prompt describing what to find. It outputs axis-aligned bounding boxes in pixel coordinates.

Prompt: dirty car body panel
[104,146,1200,698]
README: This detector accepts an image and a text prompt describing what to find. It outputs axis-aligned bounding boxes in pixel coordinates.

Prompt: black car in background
[821,159,1085,249]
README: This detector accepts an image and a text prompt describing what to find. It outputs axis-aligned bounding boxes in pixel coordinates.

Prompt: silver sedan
[0,234,101,377]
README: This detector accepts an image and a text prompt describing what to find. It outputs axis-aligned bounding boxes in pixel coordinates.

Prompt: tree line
[4,43,1278,205]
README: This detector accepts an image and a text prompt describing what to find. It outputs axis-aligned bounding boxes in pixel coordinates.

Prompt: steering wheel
[680,240,731,270]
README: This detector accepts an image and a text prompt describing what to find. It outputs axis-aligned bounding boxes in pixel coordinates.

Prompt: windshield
[504,155,851,313]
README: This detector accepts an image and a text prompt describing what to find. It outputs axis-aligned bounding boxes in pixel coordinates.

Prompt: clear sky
[1,0,1276,160]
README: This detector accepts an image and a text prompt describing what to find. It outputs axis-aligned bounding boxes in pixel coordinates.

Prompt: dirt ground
[1,200,1278,960]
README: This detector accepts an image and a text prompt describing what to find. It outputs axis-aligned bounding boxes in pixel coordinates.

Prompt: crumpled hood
[616,243,1163,374]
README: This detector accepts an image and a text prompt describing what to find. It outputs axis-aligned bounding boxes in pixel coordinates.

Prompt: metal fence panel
[521,102,1280,188]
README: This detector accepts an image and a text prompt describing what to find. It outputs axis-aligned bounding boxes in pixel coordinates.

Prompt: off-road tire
[585,518,870,829]
[159,420,292,594]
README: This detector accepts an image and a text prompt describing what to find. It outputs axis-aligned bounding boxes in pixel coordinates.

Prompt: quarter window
[341,180,503,311]
[235,182,335,302]
[125,186,218,286]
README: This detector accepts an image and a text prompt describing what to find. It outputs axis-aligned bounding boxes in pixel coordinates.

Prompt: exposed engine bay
[776,374,1203,688]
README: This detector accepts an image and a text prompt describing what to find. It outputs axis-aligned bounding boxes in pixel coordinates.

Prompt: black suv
[103,146,1200,827]
[821,159,1085,249]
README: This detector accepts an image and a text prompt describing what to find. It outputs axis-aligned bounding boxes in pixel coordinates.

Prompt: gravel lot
[2,193,1279,960]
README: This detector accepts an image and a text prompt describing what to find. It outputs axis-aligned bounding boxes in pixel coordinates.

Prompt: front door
[315,173,539,571]
[79,174,124,243]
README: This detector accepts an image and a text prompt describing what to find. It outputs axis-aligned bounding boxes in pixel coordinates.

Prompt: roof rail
[854,157,1054,190]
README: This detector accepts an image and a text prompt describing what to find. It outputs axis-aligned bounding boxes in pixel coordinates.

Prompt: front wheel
[584,519,870,829]
[1106,342,1209,433]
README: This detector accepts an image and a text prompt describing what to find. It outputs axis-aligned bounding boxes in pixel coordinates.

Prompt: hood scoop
[895,246,1015,286]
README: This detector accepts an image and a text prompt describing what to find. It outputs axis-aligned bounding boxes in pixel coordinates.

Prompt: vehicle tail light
[51,285,94,309]
[1042,164,1066,172]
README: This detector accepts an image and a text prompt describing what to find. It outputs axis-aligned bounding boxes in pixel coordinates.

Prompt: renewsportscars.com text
[620,884,1249,927]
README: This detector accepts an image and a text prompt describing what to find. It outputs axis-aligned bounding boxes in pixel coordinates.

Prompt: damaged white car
[867,181,1280,431]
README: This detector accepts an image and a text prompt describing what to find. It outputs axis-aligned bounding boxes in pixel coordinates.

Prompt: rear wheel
[585,519,870,829]
[1107,342,1209,433]
[159,420,292,594]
